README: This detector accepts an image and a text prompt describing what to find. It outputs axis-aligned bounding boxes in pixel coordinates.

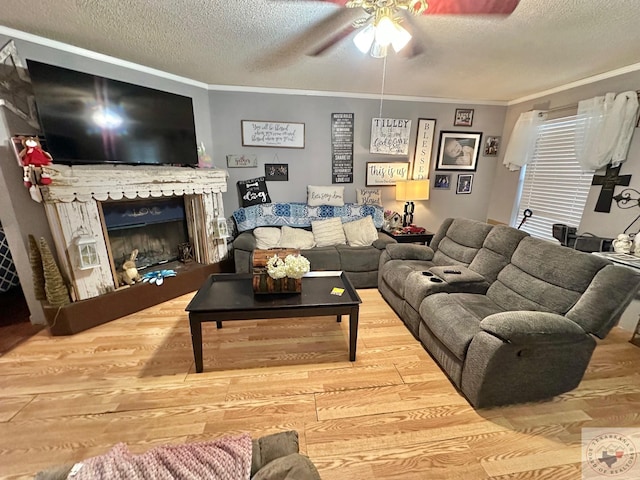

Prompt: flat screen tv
[26,60,198,166]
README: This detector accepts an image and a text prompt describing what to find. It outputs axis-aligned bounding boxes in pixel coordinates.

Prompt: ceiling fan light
[353,24,375,54]
[370,40,388,58]
[391,24,412,53]
[375,16,396,47]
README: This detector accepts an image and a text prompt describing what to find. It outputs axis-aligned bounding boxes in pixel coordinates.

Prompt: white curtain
[575,91,639,171]
[502,110,547,171]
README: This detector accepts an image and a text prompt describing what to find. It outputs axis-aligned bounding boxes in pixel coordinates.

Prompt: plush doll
[19,136,53,187]
[119,249,142,286]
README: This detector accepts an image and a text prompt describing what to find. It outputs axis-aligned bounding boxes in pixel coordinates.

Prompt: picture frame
[456,174,474,194]
[370,118,412,155]
[454,108,474,127]
[483,135,501,156]
[241,120,305,148]
[264,163,288,181]
[435,131,482,172]
[433,174,451,190]
[226,154,258,168]
[412,118,436,179]
[366,162,410,186]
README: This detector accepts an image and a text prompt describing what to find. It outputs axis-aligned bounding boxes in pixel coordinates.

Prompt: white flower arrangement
[266,254,310,280]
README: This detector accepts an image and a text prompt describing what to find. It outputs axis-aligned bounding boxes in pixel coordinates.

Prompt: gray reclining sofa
[378,217,640,408]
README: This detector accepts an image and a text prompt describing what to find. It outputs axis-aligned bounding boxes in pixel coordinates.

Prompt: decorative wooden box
[252,248,302,294]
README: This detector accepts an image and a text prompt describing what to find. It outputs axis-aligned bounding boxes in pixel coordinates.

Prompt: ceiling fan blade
[309,23,358,56]
[306,9,370,56]
[397,11,424,58]
[421,0,520,15]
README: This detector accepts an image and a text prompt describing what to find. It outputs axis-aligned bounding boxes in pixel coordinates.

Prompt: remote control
[443,269,461,274]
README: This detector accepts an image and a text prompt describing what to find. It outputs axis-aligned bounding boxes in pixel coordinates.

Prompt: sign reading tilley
[370,118,412,155]
[331,113,354,184]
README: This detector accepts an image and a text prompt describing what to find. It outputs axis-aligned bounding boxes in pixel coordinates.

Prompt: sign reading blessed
[241,121,305,148]
[370,118,412,155]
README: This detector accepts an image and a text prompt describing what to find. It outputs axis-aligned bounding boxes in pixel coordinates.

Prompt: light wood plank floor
[1,288,639,479]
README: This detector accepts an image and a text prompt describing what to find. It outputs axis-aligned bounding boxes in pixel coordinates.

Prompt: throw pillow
[342,216,378,247]
[355,188,382,205]
[311,217,346,247]
[238,177,271,207]
[254,227,282,250]
[278,226,316,249]
[307,185,345,207]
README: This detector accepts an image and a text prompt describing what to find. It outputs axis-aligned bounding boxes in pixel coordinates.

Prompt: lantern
[75,234,99,270]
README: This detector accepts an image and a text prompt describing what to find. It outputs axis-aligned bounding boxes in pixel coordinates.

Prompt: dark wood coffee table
[185,273,362,373]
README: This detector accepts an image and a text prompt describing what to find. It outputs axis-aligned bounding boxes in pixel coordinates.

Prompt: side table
[386,230,434,245]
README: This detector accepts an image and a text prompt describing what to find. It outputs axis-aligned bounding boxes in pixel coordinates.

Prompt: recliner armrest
[480,311,588,344]
[385,243,434,261]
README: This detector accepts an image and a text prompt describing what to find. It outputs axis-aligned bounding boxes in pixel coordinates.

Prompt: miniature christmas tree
[39,237,71,307]
[28,234,46,301]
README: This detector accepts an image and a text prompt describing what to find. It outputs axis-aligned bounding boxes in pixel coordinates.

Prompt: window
[512,115,594,241]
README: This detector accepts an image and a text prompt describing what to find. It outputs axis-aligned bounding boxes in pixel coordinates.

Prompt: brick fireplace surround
[39,164,228,334]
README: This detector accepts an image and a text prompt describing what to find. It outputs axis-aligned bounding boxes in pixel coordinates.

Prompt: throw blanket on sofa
[67,434,252,480]
[232,202,384,233]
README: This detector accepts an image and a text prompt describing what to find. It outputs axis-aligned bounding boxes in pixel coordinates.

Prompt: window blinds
[514,115,594,241]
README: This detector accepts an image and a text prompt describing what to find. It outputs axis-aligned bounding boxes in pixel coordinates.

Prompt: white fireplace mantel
[39,164,228,301]
[41,164,228,202]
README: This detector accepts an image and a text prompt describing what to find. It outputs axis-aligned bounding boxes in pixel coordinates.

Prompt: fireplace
[39,164,228,302]
[102,197,190,278]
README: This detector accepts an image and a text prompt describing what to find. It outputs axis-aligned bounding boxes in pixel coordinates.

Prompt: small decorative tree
[28,234,46,301]
[39,237,71,307]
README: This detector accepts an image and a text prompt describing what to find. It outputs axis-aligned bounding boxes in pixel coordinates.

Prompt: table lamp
[395,179,430,227]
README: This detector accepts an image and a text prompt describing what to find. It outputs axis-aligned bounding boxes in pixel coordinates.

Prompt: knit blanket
[69,434,252,480]
[232,202,384,233]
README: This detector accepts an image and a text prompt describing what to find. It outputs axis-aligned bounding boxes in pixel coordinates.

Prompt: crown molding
[508,62,640,106]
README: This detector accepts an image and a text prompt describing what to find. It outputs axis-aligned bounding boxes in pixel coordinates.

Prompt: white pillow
[311,217,346,247]
[254,227,281,250]
[356,188,382,205]
[343,216,379,247]
[278,226,316,249]
[307,185,345,207]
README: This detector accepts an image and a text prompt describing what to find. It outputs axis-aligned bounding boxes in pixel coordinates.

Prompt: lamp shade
[396,180,430,201]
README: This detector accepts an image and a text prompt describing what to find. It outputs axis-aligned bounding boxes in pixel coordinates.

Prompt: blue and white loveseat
[232,202,396,288]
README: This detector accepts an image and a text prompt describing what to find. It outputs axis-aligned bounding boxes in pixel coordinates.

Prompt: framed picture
[412,118,436,179]
[226,154,257,168]
[456,174,474,194]
[435,131,482,172]
[433,174,451,190]
[484,135,501,156]
[366,162,409,186]
[241,121,305,148]
[454,108,474,127]
[264,163,288,181]
[370,118,412,155]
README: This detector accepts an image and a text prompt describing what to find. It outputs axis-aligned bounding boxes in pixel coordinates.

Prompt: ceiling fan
[306,0,520,58]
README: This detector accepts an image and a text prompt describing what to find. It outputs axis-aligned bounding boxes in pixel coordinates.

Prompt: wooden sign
[412,118,436,179]
[331,113,354,184]
[370,118,411,155]
[226,154,257,168]
[366,162,409,186]
[241,121,305,148]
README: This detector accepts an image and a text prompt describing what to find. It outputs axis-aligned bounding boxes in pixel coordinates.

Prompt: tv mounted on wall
[26,60,198,166]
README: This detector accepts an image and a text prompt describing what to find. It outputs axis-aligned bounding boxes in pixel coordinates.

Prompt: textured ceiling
[2,0,640,102]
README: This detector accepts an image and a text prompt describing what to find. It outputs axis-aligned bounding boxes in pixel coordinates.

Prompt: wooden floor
[1,289,639,479]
